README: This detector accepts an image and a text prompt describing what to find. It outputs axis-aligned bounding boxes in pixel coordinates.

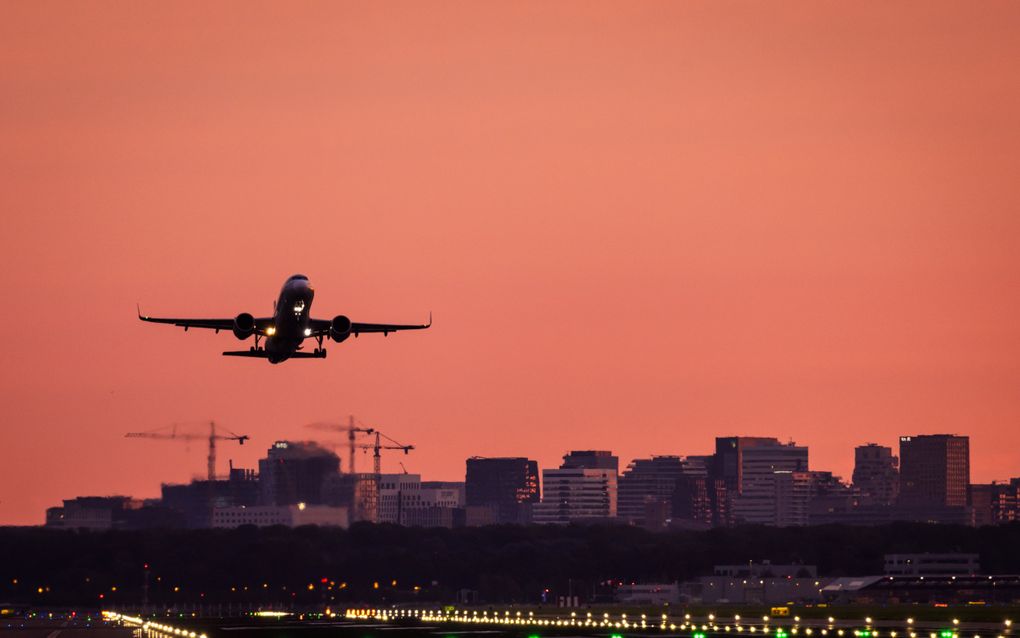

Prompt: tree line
[2,522,1020,606]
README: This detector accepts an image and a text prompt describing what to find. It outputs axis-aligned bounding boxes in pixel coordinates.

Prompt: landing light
[266,326,276,336]
[304,328,312,336]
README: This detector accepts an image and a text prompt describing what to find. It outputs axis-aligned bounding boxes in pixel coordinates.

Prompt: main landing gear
[249,333,265,353]
[313,334,328,357]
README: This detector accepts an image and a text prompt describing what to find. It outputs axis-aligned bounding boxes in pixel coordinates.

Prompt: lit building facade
[899,435,969,507]
[533,467,617,524]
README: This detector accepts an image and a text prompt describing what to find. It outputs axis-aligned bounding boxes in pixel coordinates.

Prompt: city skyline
[4,2,1020,526]
[6,416,1014,527]
[42,430,1018,530]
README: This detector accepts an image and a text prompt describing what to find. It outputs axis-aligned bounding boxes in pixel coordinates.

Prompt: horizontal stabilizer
[222,350,268,357]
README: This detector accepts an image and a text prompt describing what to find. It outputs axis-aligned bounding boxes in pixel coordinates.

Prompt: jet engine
[233,313,256,340]
[330,315,352,342]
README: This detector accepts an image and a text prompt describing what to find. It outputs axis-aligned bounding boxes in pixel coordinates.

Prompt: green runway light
[693,632,707,638]
[611,634,625,638]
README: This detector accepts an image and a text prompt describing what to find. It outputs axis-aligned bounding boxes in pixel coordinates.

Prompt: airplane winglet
[427,311,432,327]
[137,303,145,320]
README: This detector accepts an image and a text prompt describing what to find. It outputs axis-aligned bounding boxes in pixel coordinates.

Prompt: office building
[533,467,617,524]
[258,441,340,506]
[772,471,815,527]
[378,473,423,524]
[730,441,809,525]
[713,437,784,493]
[899,435,969,507]
[618,456,703,526]
[465,457,540,524]
[853,443,899,506]
[969,481,1019,526]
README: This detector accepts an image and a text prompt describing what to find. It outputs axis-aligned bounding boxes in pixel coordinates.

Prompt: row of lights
[102,611,207,638]
[346,608,1012,638]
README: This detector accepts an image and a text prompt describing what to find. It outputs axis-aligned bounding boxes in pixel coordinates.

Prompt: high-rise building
[258,441,340,506]
[618,456,704,526]
[899,435,969,507]
[853,444,899,506]
[561,450,619,472]
[730,441,809,525]
[533,467,617,524]
[465,457,539,524]
[713,437,784,494]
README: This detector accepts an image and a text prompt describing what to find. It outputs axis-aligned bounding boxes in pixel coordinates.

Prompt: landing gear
[313,334,328,357]
[250,333,265,353]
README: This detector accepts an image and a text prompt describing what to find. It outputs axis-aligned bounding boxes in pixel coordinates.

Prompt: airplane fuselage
[264,276,315,363]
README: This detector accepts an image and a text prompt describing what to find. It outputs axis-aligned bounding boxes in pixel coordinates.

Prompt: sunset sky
[2,2,1019,525]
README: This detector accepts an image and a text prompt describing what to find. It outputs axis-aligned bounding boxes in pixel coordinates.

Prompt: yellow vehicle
[771,607,791,617]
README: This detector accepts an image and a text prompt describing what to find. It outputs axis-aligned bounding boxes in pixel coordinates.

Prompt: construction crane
[307,416,413,475]
[125,421,249,481]
[306,415,374,474]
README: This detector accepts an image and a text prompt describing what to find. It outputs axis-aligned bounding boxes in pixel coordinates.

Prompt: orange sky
[2,2,1019,525]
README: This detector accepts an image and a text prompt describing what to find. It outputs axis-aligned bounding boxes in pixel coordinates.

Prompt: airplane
[138,274,431,364]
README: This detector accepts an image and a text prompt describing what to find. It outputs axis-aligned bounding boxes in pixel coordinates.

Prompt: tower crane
[357,431,414,476]
[306,415,374,474]
[306,416,413,475]
[125,421,249,481]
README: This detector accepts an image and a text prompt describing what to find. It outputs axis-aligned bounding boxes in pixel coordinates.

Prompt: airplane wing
[138,307,274,334]
[307,313,432,337]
